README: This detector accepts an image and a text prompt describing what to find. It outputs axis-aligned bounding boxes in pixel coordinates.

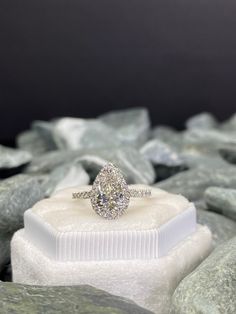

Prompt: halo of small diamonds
[72,162,152,219]
[90,163,130,219]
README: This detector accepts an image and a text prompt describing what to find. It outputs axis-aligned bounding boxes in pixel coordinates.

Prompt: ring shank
[129,189,152,198]
[72,191,91,199]
[72,189,151,199]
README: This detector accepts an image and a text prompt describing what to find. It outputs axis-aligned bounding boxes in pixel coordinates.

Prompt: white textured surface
[11,226,212,314]
[23,185,196,261]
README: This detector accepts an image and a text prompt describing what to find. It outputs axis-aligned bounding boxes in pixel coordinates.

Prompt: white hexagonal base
[11,185,212,313]
[22,185,198,261]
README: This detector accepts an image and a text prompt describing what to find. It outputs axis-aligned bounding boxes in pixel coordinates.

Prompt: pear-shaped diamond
[90,163,130,219]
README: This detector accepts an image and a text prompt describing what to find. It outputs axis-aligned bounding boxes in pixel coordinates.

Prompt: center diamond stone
[90,163,130,219]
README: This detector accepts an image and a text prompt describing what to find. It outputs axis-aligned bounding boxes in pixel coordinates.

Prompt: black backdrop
[1,0,236,143]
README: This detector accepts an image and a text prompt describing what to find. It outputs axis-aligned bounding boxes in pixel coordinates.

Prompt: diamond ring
[72,162,151,219]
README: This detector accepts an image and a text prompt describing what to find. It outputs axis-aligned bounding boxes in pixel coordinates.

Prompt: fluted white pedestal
[11,185,212,314]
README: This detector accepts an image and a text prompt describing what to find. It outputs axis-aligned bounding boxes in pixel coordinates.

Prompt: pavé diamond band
[72,189,151,199]
[72,162,151,220]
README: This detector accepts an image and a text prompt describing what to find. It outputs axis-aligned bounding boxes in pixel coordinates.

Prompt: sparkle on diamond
[90,163,130,219]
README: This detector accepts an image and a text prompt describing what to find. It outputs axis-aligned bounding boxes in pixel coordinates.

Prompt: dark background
[1,0,236,144]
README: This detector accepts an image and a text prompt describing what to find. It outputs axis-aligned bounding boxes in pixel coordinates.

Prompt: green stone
[0,283,153,314]
[185,112,218,130]
[204,187,236,221]
[53,118,122,150]
[151,126,184,151]
[156,165,236,201]
[197,210,236,248]
[140,139,184,167]
[25,150,78,174]
[183,129,236,154]
[219,146,236,164]
[25,146,155,185]
[171,236,236,314]
[42,162,90,196]
[0,145,32,169]
[17,130,52,156]
[0,175,44,233]
[99,107,150,147]
[221,113,236,131]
